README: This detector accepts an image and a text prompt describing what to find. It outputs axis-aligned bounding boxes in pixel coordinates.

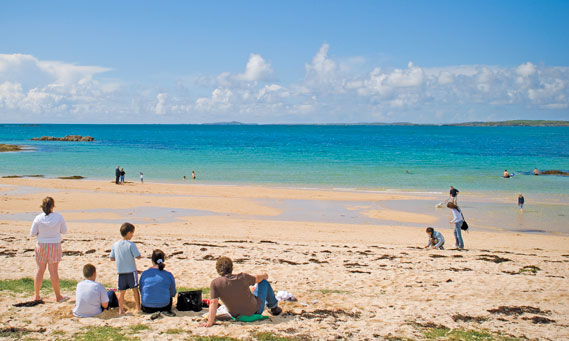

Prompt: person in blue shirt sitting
[139,249,177,316]
[424,227,445,250]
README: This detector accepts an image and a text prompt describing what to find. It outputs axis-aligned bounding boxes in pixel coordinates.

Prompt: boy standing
[73,264,117,317]
[110,222,142,314]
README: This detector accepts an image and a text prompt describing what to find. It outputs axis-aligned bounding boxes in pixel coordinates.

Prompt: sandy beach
[1,178,568,340]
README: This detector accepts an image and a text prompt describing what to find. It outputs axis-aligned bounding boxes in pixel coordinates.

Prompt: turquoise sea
[1,124,568,194]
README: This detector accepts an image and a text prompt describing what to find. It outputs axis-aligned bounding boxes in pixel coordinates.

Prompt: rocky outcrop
[0,144,23,152]
[31,135,94,141]
[541,170,569,176]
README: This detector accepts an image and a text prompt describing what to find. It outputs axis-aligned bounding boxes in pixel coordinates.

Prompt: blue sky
[1,1,568,123]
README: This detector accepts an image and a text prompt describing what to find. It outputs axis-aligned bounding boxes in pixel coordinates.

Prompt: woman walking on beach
[446,202,464,249]
[30,197,69,302]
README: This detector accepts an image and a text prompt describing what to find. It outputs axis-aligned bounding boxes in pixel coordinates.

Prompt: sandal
[57,296,70,303]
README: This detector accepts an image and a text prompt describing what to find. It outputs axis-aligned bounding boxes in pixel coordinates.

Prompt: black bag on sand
[177,290,202,312]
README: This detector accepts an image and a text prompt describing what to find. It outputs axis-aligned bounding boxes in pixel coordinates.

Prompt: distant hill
[445,120,569,127]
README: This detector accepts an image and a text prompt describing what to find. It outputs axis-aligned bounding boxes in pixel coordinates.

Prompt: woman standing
[30,197,69,302]
[446,202,464,249]
[139,249,177,316]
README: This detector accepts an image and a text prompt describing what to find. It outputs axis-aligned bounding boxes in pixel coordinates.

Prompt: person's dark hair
[83,263,96,278]
[446,202,458,209]
[216,256,233,276]
[426,227,434,234]
[41,197,55,215]
[120,222,135,236]
[152,249,166,271]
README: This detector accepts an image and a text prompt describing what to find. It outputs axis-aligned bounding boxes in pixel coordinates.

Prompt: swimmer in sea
[504,169,510,178]
[533,168,539,176]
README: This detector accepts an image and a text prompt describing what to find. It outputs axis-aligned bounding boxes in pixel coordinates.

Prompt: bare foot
[119,309,127,315]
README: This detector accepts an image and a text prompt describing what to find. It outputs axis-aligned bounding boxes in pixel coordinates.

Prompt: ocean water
[1,124,569,194]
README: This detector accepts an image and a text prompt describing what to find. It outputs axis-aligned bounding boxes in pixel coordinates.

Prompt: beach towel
[233,314,269,322]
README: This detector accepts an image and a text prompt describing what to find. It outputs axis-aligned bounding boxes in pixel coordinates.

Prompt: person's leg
[253,280,278,314]
[455,223,464,249]
[132,287,141,312]
[34,262,47,300]
[47,262,64,300]
[107,290,119,308]
[118,290,126,314]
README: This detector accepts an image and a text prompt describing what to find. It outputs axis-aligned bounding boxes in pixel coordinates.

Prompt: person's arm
[30,219,39,237]
[109,247,115,261]
[255,273,268,283]
[100,285,109,309]
[169,273,176,297]
[131,243,142,259]
[425,238,432,248]
[201,298,218,327]
[60,215,68,234]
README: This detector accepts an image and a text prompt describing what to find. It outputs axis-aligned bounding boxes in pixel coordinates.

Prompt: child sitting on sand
[110,222,142,314]
[424,227,445,250]
[73,264,118,317]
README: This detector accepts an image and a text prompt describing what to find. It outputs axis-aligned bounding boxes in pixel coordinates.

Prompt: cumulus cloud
[0,53,120,119]
[155,93,167,115]
[1,48,568,124]
[236,53,273,81]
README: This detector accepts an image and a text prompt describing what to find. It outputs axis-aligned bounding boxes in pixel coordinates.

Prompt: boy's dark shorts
[118,271,139,290]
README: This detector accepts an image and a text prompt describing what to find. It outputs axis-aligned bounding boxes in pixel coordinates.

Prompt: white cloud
[155,93,167,115]
[1,50,568,124]
[236,53,273,81]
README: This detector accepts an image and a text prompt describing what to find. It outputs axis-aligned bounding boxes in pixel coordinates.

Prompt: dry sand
[0,178,568,340]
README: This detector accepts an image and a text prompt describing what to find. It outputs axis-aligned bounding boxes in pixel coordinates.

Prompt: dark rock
[31,135,94,142]
[541,170,569,176]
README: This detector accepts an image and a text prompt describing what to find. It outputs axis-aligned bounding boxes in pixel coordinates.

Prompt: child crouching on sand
[424,227,445,250]
[73,264,118,317]
[110,222,142,314]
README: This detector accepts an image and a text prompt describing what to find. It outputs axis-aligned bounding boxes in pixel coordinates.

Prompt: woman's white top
[450,208,463,223]
[30,212,68,243]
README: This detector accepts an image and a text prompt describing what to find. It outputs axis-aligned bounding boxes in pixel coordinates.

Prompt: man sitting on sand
[201,256,282,327]
[73,264,118,317]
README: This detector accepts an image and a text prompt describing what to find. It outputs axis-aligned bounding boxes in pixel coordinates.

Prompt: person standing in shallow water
[449,186,459,204]
[192,170,196,180]
[115,166,121,184]
[446,202,465,249]
[518,193,525,210]
[120,168,126,184]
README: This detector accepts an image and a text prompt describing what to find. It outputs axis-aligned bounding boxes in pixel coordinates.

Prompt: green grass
[186,337,238,341]
[314,289,351,295]
[0,278,77,294]
[163,328,185,334]
[178,286,210,296]
[253,332,298,340]
[73,326,133,341]
[519,266,540,274]
[128,324,150,333]
[1,328,33,339]
[423,327,521,340]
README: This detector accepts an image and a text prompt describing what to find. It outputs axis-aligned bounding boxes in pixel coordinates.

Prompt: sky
[1,1,568,124]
